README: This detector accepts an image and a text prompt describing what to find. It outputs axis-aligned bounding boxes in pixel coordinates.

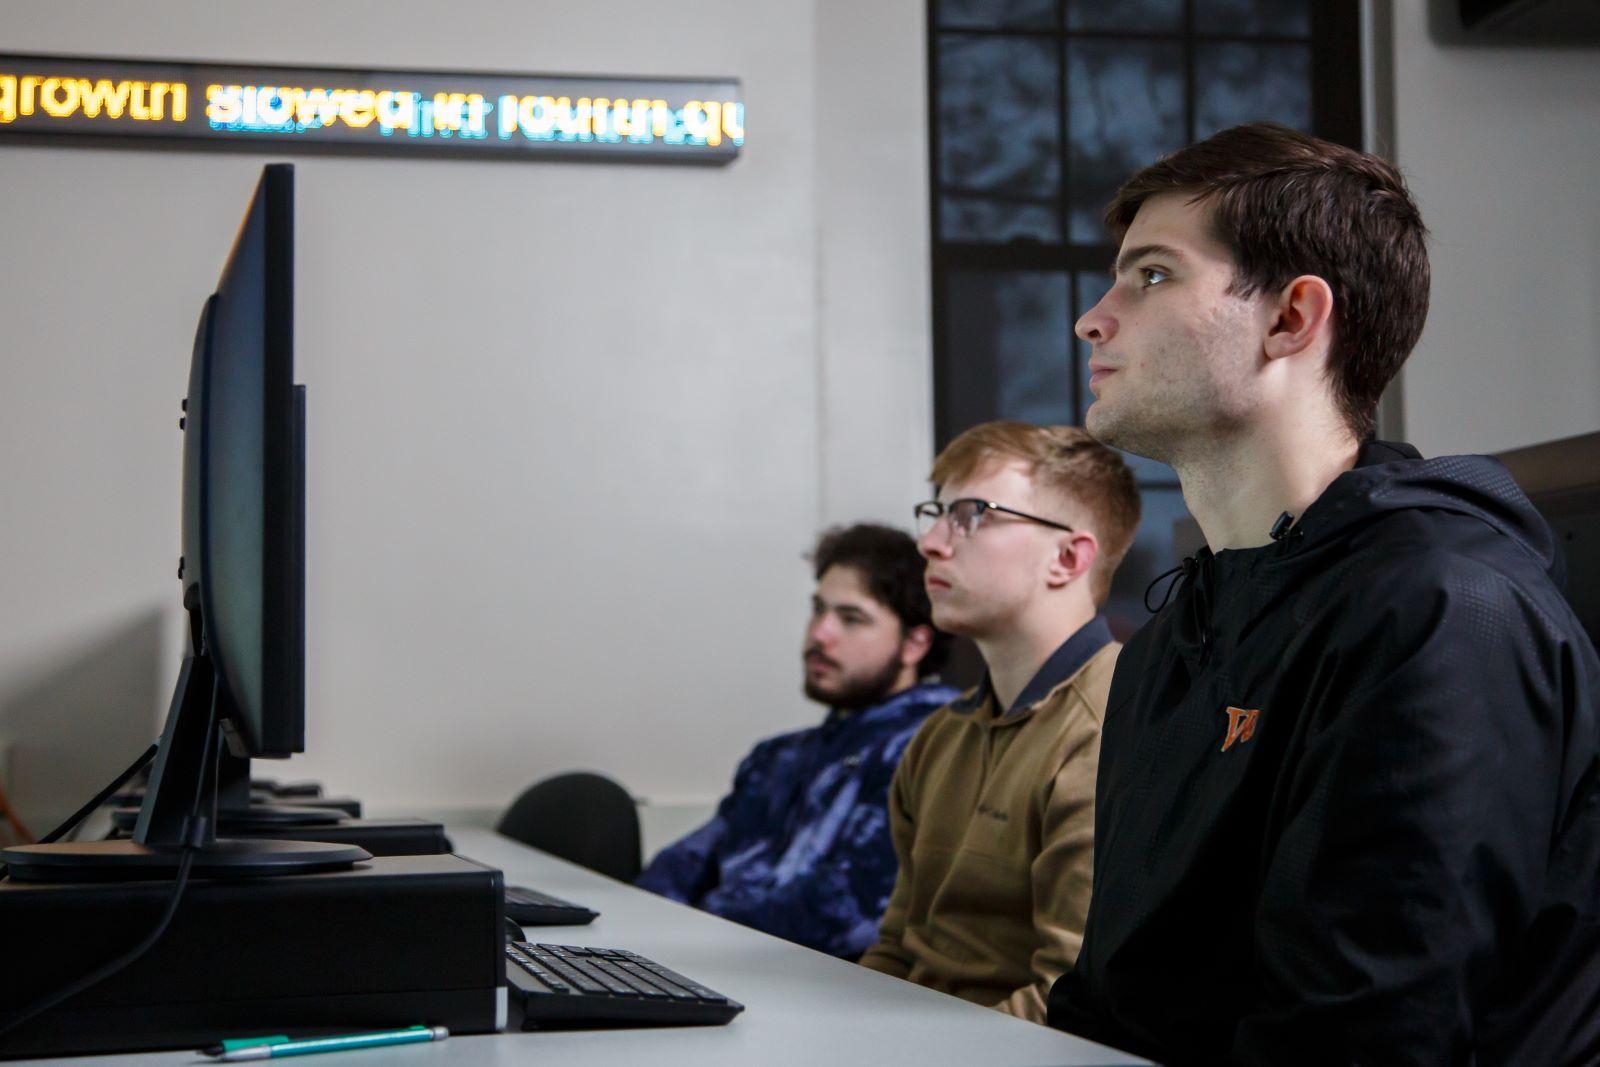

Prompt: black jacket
[1048,441,1600,1065]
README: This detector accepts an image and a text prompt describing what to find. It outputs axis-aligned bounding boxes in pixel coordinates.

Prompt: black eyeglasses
[914,498,1074,540]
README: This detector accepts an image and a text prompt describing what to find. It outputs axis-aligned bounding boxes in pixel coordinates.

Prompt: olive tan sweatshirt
[859,618,1118,1024]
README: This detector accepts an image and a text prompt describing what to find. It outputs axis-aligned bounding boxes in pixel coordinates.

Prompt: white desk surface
[33,827,1148,1066]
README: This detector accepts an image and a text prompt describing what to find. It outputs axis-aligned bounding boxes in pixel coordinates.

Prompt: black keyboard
[506,942,744,1029]
[505,885,598,926]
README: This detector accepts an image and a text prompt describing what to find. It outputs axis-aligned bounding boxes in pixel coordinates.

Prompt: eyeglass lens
[916,500,983,538]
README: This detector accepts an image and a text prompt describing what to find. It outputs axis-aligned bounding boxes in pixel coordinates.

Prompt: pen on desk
[206,1025,448,1061]
[202,1035,290,1056]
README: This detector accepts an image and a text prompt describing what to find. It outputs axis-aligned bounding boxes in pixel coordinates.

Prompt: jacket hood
[1290,440,1558,576]
[1160,440,1560,669]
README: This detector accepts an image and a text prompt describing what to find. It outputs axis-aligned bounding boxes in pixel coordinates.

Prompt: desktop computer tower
[0,853,505,1059]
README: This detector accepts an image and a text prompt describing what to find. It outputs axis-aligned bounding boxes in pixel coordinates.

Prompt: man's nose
[1075,295,1115,344]
[918,522,952,559]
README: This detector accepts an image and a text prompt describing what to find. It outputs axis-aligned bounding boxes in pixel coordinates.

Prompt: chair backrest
[495,771,641,882]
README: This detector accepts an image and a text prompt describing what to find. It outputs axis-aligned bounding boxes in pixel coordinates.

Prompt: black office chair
[496,771,642,882]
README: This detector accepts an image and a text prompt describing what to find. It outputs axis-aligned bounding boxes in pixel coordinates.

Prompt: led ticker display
[0,53,743,163]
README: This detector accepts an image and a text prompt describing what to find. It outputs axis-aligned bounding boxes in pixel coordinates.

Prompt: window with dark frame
[927,0,1363,640]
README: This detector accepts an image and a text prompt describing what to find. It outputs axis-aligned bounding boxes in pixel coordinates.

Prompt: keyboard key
[512,969,554,994]
[568,957,635,996]
[514,967,570,994]
[614,961,687,994]
[590,959,668,998]
[612,960,694,998]
[535,956,607,995]
[640,962,727,1003]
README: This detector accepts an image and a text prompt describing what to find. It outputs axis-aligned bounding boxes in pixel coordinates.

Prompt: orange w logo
[1221,707,1261,752]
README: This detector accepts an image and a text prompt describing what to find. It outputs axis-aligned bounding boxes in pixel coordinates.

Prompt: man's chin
[930,607,975,638]
[1084,399,1122,446]
[805,680,872,707]
[803,680,837,704]
[805,671,904,711]
[1086,404,1169,463]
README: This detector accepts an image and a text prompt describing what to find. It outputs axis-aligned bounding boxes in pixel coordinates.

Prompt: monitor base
[0,838,369,882]
[110,803,346,832]
[255,779,323,798]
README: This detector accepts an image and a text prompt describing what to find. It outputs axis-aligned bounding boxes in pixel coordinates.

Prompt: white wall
[0,0,933,830]
[1384,3,1600,456]
[815,2,936,527]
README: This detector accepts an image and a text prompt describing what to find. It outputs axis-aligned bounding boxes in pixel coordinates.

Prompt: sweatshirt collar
[953,615,1114,719]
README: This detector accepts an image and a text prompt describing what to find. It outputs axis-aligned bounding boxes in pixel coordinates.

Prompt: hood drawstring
[1144,556,1197,614]
[1144,553,1215,669]
[1192,571,1214,668]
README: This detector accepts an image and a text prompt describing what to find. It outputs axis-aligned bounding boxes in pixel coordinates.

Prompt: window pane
[941,196,1061,245]
[1195,0,1311,36]
[1195,43,1311,140]
[1103,487,1191,641]
[1066,0,1182,33]
[935,0,1057,30]
[943,271,1072,437]
[1065,39,1186,243]
[938,34,1061,242]
[1073,271,1182,485]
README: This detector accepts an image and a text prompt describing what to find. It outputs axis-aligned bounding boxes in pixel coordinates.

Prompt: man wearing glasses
[859,422,1140,1024]
[637,523,957,959]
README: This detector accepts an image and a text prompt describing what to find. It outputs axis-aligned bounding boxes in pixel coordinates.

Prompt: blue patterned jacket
[636,682,958,958]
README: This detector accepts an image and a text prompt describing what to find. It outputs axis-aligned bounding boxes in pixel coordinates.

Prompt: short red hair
[931,422,1140,606]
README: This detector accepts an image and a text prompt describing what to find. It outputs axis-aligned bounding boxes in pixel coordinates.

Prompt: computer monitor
[1,164,366,879]
[186,162,305,759]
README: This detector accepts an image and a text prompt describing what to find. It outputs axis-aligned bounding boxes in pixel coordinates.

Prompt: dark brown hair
[811,523,950,676]
[930,423,1140,606]
[1106,122,1430,440]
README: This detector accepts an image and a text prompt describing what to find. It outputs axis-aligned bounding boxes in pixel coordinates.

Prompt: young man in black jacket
[1048,122,1600,1065]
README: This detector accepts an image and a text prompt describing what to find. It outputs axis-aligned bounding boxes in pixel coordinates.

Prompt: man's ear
[900,624,934,669]
[1264,274,1335,362]
[1047,531,1098,589]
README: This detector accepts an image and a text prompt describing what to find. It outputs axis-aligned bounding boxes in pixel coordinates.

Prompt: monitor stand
[109,774,359,817]
[0,651,368,881]
[217,750,348,826]
[253,777,324,798]
[105,751,349,834]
